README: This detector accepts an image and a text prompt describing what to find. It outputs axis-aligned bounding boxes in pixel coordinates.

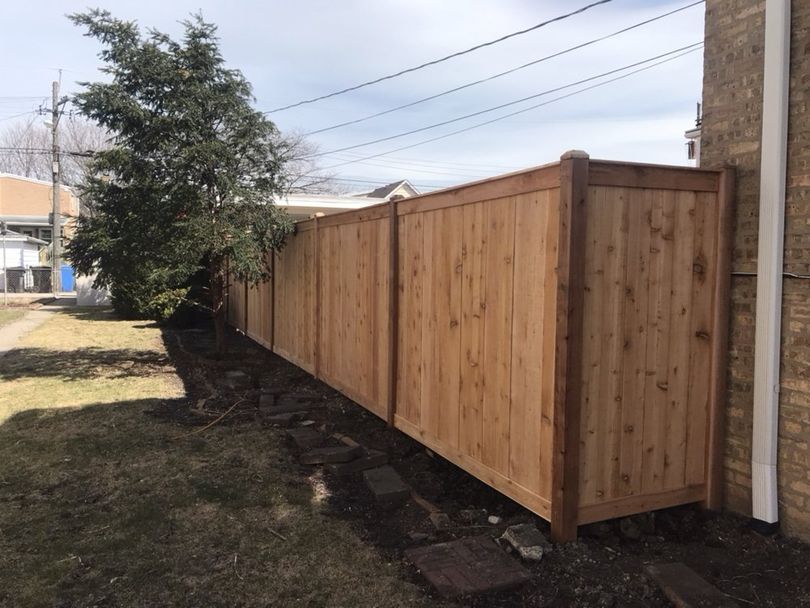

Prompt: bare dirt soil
[166,324,810,608]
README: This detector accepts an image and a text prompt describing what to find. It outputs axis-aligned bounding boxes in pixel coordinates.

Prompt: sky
[0,0,705,192]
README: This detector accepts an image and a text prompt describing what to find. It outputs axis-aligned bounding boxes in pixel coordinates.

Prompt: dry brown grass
[0,307,26,328]
[0,309,434,608]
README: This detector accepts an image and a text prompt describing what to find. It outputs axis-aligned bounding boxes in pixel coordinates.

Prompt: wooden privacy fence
[228,151,734,541]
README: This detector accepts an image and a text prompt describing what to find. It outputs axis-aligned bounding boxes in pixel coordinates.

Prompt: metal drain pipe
[751,0,791,533]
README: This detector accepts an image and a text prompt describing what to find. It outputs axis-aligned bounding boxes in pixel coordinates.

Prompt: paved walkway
[0,298,77,358]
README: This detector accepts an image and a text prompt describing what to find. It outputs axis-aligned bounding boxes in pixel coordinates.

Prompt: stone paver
[326,449,388,476]
[406,535,531,598]
[363,465,409,506]
[265,412,305,427]
[286,427,324,449]
[645,563,739,608]
[299,445,362,465]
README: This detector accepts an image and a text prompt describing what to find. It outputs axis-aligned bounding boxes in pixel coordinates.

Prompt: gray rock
[429,512,451,531]
[487,515,503,525]
[500,523,551,562]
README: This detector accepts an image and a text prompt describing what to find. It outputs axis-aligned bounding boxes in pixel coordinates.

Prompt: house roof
[0,172,76,195]
[1,214,74,226]
[355,180,420,200]
[275,193,386,218]
[1,228,48,246]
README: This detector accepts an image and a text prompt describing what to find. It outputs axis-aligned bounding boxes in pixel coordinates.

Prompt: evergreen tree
[67,9,294,353]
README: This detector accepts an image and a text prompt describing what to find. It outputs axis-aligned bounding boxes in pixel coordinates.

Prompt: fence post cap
[560,149,589,160]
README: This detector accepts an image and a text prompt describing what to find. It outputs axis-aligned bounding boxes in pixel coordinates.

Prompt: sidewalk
[0,298,76,358]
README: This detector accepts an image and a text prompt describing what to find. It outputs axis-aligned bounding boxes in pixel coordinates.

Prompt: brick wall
[700,0,810,540]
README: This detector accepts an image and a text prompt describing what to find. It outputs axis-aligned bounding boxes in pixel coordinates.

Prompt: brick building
[699,0,809,539]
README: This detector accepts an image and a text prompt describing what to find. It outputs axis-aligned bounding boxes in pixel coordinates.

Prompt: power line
[335,152,523,171]
[266,0,613,113]
[332,151,522,172]
[329,155,488,178]
[0,110,40,123]
[320,45,703,171]
[331,177,446,189]
[311,42,704,159]
[305,0,705,136]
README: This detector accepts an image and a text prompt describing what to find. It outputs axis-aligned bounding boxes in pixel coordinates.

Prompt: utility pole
[51,79,62,296]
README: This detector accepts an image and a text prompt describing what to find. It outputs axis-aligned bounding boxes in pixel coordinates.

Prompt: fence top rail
[588,159,722,192]
[285,154,725,231]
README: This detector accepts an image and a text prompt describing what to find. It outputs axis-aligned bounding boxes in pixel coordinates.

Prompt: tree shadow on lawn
[0,346,173,382]
[0,395,434,608]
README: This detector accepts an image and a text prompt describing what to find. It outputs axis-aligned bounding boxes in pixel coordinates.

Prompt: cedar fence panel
[227,152,733,540]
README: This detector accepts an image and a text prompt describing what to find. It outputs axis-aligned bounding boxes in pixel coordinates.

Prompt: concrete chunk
[300,445,362,465]
[363,465,409,506]
[645,563,739,608]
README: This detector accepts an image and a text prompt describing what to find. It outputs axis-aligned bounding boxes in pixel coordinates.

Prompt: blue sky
[0,0,705,191]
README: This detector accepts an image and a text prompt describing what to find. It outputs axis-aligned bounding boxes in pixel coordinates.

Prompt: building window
[21,228,34,237]
[39,229,52,242]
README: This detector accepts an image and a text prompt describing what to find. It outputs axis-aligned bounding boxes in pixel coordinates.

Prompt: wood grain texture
[225,159,732,535]
[551,153,589,542]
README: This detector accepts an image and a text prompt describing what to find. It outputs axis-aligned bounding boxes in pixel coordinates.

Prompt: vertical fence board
[459,202,487,460]
[510,190,551,495]
[396,213,424,427]
[480,197,516,476]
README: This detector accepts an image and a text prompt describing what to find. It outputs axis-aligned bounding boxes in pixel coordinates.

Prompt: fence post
[387,199,400,427]
[551,150,590,542]
[313,215,321,378]
[704,166,735,510]
[244,279,249,335]
[269,251,275,352]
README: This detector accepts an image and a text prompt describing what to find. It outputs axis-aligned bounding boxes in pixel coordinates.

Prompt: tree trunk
[210,258,226,357]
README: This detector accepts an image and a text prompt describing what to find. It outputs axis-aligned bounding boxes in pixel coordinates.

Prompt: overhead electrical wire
[305,0,705,135]
[310,42,704,159]
[266,0,613,113]
[0,110,40,123]
[321,44,703,171]
[331,151,522,172]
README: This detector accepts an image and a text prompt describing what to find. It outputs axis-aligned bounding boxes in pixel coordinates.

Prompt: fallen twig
[269,528,288,542]
[233,554,244,581]
[173,399,246,439]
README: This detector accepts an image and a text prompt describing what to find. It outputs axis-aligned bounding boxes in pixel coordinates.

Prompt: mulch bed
[163,323,810,608]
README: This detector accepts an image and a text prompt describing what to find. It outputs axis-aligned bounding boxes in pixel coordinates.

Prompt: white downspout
[751,0,790,531]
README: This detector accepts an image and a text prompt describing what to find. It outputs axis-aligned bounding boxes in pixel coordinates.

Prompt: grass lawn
[0,309,433,607]
[0,307,26,328]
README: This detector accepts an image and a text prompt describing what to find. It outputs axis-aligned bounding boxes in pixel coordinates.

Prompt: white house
[276,180,421,220]
[0,229,48,291]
